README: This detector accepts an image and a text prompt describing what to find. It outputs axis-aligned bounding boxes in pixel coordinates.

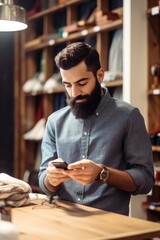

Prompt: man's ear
[97,68,104,84]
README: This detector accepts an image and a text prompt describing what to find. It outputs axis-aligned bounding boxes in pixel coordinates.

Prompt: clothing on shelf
[103,71,123,83]
[23,118,46,141]
[102,29,123,85]
[22,72,45,95]
[43,72,64,94]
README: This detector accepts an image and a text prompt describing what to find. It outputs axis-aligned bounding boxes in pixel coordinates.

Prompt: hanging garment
[108,29,123,72]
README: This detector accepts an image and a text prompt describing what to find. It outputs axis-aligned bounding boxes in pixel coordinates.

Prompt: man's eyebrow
[63,78,88,84]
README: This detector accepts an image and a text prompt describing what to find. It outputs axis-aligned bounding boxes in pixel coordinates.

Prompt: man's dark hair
[55,42,101,77]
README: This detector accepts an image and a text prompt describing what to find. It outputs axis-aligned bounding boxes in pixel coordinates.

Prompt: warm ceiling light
[0,0,28,31]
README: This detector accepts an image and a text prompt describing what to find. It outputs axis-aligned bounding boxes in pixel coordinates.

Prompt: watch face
[100,169,109,182]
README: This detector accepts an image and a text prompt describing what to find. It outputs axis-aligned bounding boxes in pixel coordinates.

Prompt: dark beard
[66,80,102,119]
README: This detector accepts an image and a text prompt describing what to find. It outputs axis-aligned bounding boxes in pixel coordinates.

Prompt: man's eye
[65,84,71,88]
[79,82,87,86]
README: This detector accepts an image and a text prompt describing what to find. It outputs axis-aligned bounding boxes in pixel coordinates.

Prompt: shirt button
[82,155,86,159]
[77,197,81,202]
[96,112,99,116]
[84,132,87,135]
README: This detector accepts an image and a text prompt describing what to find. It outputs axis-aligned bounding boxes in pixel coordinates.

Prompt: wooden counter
[12,200,160,240]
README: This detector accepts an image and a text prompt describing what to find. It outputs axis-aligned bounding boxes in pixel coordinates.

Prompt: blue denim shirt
[39,88,154,215]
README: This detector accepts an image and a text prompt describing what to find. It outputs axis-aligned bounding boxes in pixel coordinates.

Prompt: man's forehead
[60,64,93,84]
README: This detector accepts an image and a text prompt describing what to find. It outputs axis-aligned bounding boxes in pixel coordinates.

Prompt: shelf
[104,79,123,88]
[148,88,160,95]
[25,19,123,52]
[25,86,65,97]
[143,204,160,212]
[28,0,89,21]
[155,182,160,187]
[147,5,160,17]
[152,146,160,152]
[146,0,160,222]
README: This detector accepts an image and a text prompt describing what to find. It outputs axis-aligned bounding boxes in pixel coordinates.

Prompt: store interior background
[0,0,123,178]
[0,2,33,176]
[0,0,158,221]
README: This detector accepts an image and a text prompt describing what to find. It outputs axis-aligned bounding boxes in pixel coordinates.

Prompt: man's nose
[71,86,80,98]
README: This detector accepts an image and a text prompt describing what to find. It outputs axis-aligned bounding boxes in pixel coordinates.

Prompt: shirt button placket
[81,120,90,160]
[81,131,88,159]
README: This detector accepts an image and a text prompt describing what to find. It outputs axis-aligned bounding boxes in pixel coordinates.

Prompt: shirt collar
[94,87,111,116]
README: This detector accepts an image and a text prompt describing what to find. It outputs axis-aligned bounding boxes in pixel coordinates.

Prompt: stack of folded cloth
[95,9,120,26]
[23,118,46,141]
[23,72,64,95]
[103,71,123,83]
[0,220,19,240]
[22,72,45,95]
[0,173,32,207]
[43,72,64,93]
[62,4,96,37]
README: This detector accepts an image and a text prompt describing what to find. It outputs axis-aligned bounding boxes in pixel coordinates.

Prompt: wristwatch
[98,164,110,183]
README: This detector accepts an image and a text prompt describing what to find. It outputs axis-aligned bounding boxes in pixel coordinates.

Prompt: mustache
[68,95,89,104]
[75,95,88,101]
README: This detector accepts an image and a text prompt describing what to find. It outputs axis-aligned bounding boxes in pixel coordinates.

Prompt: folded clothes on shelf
[150,64,160,89]
[95,9,120,26]
[142,201,160,210]
[23,72,64,95]
[43,72,64,93]
[23,118,46,141]
[23,72,45,95]
[62,2,96,36]
[103,71,123,82]
[23,73,39,93]
[108,29,123,73]
[154,162,160,184]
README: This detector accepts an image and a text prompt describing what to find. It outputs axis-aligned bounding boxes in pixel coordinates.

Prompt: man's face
[60,61,104,119]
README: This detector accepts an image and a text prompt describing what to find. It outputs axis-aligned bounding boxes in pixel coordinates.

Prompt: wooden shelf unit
[145,0,160,222]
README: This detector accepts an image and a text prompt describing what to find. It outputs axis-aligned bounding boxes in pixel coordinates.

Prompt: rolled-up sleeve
[124,109,155,195]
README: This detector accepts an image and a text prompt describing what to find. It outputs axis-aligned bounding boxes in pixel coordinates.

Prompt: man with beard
[39,42,154,215]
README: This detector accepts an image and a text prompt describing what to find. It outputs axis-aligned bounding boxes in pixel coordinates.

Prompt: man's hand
[64,159,102,185]
[46,158,70,187]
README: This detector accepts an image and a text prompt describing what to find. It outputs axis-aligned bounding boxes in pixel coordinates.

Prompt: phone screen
[51,161,68,170]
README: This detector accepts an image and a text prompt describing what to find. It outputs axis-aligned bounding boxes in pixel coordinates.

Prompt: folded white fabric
[103,71,123,82]
[43,77,62,93]
[22,73,39,93]
[23,72,45,95]
[0,220,19,240]
[108,29,123,72]
[23,118,46,141]
[31,81,44,96]
[0,173,32,207]
[43,72,64,94]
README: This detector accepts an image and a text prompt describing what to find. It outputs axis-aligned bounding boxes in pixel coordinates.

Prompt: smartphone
[51,161,68,170]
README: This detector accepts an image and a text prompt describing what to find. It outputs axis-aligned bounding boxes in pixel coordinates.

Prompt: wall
[0,32,14,175]
[123,0,148,219]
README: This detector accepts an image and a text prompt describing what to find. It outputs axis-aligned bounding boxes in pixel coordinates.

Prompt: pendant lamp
[0,0,28,31]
